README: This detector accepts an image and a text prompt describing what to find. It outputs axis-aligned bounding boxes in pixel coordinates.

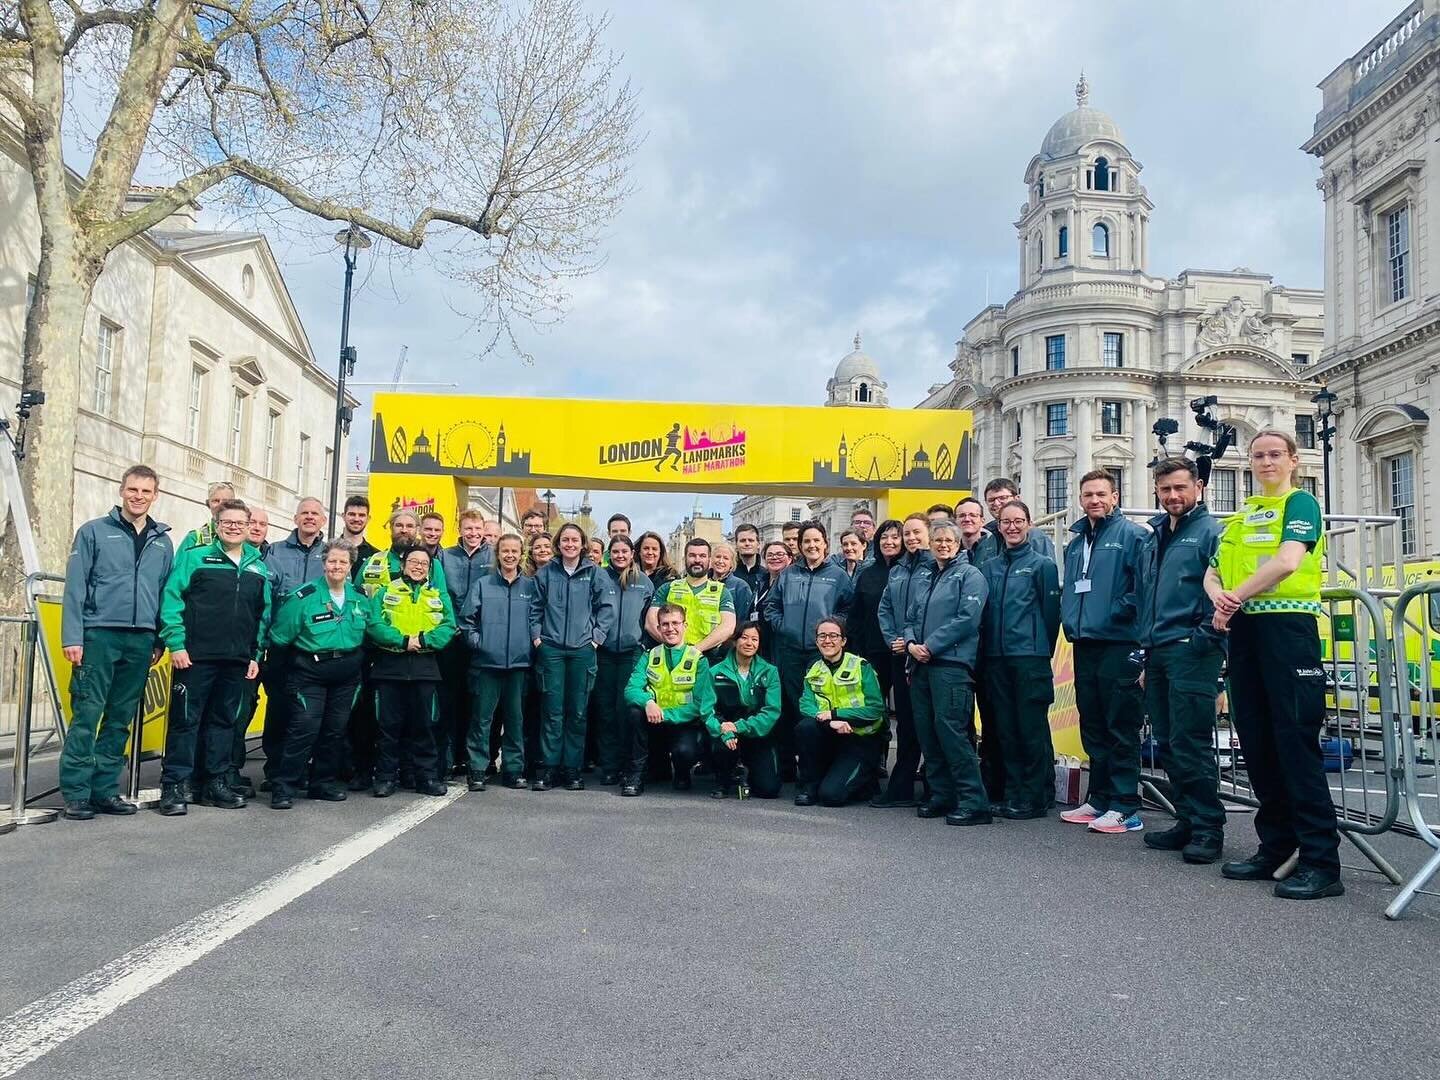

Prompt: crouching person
[266,540,369,809]
[706,620,783,799]
[620,603,717,797]
[366,548,457,797]
[793,617,887,807]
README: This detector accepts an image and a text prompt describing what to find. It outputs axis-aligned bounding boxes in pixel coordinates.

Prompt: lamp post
[1312,382,1338,516]
[328,225,372,538]
[543,489,556,527]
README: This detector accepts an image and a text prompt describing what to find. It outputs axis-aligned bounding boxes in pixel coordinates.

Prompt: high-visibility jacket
[799,652,885,736]
[359,547,449,599]
[1215,488,1324,616]
[645,644,703,709]
[803,652,868,711]
[368,579,455,650]
[663,577,727,644]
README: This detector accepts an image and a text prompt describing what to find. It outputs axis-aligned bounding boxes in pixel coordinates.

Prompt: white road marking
[0,789,465,1077]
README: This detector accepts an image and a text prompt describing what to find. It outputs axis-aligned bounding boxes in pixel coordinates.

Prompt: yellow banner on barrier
[368,393,974,494]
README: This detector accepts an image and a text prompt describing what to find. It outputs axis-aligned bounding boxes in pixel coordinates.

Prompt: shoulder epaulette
[294,581,319,599]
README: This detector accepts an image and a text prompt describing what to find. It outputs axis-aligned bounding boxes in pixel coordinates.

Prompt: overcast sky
[264,0,1398,536]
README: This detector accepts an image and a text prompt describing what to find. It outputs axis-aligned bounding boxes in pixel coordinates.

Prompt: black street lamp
[543,489,556,525]
[328,226,371,537]
[1312,382,1338,516]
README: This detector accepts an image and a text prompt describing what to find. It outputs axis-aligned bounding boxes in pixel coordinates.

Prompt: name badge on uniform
[310,611,337,624]
[1244,533,1276,545]
[1072,579,1093,594]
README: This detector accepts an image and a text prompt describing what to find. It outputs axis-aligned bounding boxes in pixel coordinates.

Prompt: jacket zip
[996,547,1014,657]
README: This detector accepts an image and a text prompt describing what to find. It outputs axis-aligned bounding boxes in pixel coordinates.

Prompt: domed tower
[826,332,888,407]
[1017,74,1153,286]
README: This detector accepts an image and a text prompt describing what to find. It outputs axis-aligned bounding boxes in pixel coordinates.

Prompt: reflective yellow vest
[360,551,397,597]
[1215,488,1324,616]
[804,653,867,711]
[646,645,703,710]
[667,578,726,645]
[377,580,447,639]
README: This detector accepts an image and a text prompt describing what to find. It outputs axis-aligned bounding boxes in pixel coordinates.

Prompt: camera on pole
[1150,395,1236,485]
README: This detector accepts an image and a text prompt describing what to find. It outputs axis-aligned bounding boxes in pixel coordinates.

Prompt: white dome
[834,332,880,381]
[1039,74,1125,160]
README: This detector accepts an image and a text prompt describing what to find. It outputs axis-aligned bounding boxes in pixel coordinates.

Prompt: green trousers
[536,643,597,774]
[468,668,527,778]
[1146,637,1226,834]
[983,655,1056,811]
[909,663,988,812]
[60,628,154,802]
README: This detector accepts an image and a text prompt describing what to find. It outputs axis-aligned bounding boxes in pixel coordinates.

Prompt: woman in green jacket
[793,616,886,807]
[707,621,782,799]
[366,547,457,797]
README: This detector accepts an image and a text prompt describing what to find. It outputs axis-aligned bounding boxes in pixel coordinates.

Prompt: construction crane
[389,344,409,391]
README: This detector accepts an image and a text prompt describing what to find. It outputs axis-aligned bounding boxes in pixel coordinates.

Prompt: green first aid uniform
[1216,487,1339,875]
[794,653,886,806]
[655,577,734,650]
[623,644,716,785]
[267,578,370,796]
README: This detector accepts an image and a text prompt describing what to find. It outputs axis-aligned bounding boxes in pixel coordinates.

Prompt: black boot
[204,779,246,809]
[1221,850,1287,881]
[945,808,994,826]
[916,800,953,819]
[62,799,96,820]
[416,778,448,796]
[228,771,256,798]
[1274,868,1344,900]
[500,773,529,789]
[270,787,294,810]
[467,773,487,792]
[564,773,585,792]
[620,776,644,797]
[793,786,817,807]
[373,779,398,798]
[347,773,372,792]
[158,782,188,816]
[91,795,137,816]
[1182,832,1223,864]
[531,770,553,792]
[1144,823,1192,851]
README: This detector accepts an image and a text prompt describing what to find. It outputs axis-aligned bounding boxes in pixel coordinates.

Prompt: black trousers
[1227,612,1340,874]
[594,648,639,777]
[624,706,700,783]
[259,646,294,782]
[775,643,820,779]
[275,652,362,794]
[795,717,882,806]
[1072,640,1144,816]
[974,678,1005,803]
[346,663,379,781]
[373,680,440,785]
[1146,636,1227,834]
[436,639,473,776]
[710,734,782,798]
[879,654,925,801]
[163,659,251,785]
[984,655,1057,811]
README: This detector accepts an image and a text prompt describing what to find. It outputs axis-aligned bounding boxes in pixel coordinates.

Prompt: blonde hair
[1249,428,1299,455]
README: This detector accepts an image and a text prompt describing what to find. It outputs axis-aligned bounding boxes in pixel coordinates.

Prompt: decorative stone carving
[1195,296,1275,352]
[952,342,981,384]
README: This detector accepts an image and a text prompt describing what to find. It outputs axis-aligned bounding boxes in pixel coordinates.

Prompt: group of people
[57,427,1345,900]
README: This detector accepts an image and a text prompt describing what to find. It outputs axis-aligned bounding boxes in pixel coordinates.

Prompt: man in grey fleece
[58,465,174,819]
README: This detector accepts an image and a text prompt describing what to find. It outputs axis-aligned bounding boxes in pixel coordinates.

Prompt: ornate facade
[1304,1,1440,559]
[924,77,1325,520]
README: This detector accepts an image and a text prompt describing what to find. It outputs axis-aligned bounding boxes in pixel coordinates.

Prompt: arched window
[1092,222,1110,257]
[856,382,871,403]
[1094,157,1110,192]
[1037,175,1045,197]
[1058,225,1069,258]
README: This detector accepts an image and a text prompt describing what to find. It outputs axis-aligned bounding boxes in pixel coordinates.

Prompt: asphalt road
[3,768,1439,1080]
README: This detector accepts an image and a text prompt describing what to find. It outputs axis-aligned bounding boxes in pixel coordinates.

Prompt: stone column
[1074,396,1094,481]
[1131,400,1151,506]
[1020,402,1038,499]
[1066,205,1075,262]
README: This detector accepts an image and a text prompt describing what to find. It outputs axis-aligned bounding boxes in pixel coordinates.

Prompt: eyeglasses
[815,632,843,641]
[217,519,248,529]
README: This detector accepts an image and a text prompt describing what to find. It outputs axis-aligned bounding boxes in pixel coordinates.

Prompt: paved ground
[2,755,1439,1080]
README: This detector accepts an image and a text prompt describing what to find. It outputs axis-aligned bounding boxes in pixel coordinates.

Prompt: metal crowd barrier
[1138,586,1405,885]
[1384,580,1440,919]
[0,574,66,831]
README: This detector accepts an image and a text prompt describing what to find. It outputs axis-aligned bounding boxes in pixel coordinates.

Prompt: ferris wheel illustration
[850,433,902,481]
[439,421,494,470]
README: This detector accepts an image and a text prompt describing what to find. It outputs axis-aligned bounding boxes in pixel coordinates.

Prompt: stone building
[1304,0,1440,560]
[0,117,351,545]
[921,77,1325,521]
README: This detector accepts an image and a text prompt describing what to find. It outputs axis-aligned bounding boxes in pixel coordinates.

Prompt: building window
[1210,468,1237,513]
[1387,205,1410,304]
[1010,345,1019,377]
[1094,157,1110,192]
[1036,175,1044,198]
[1106,467,1125,505]
[186,365,205,445]
[229,389,247,464]
[789,507,802,522]
[1045,334,1065,370]
[1058,226,1069,258]
[1014,416,1022,443]
[1092,223,1110,257]
[1295,414,1316,450]
[1101,400,1124,436]
[856,382,870,403]
[1291,352,1310,366]
[297,433,310,493]
[1299,476,1318,498]
[1387,452,1417,556]
[1046,468,1069,515]
[95,320,119,414]
[264,409,280,479]
[1046,402,1068,437]
[1102,332,1124,368]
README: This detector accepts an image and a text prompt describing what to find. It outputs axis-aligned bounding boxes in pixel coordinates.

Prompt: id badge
[1072,579,1093,594]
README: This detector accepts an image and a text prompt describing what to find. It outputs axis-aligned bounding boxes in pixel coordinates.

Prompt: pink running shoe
[1059,802,1101,824]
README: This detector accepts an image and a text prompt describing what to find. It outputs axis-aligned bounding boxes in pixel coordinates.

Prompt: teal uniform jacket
[269,577,371,654]
[623,644,717,727]
[707,653,781,740]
